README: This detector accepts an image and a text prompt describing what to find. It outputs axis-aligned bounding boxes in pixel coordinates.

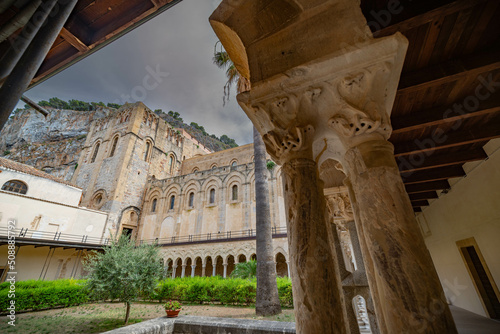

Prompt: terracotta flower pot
[166,309,181,318]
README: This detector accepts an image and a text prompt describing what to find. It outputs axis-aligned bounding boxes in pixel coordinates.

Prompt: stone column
[212,265,216,277]
[181,265,186,278]
[286,261,291,278]
[171,266,177,279]
[345,220,378,334]
[343,140,457,333]
[279,144,347,333]
[223,263,228,278]
[202,265,206,277]
[324,188,378,334]
[191,265,196,277]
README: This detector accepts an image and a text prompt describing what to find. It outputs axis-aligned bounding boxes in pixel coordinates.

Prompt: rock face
[0,107,111,182]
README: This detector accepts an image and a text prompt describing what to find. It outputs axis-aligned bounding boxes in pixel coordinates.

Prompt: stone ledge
[102,317,175,334]
[102,316,296,334]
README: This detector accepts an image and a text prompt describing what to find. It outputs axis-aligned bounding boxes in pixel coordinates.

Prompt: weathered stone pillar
[171,265,177,279]
[280,150,347,333]
[191,265,196,278]
[223,263,227,278]
[343,140,457,332]
[325,189,378,334]
[286,261,291,278]
[212,265,216,277]
[212,1,457,332]
[181,265,186,278]
[202,265,206,277]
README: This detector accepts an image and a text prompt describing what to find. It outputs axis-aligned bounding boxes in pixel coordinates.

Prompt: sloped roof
[0,157,80,189]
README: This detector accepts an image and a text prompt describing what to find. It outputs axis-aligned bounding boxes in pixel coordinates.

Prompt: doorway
[457,238,500,320]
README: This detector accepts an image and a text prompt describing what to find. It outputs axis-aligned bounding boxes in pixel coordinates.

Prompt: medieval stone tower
[71,102,209,239]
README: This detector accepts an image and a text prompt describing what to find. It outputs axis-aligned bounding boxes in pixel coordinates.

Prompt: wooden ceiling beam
[398,47,500,93]
[394,116,500,157]
[409,191,439,201]
[374,0,489,37]
[392,93,500,134]
[60,27,89,52]
[397,148,487,173]
[405,180,451,194]
[411,199,430,207]
[401,165,465,184]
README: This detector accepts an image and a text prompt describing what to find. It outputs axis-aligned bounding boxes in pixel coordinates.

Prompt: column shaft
[202,265,206,277]
[171,266,177,279]
[181,265,186,278]
[212,265,216,277]
[0,0,78,130]
[344,140,457,333]
[223,264,227,278]
[282,158,347,334]
[191,265,196,277]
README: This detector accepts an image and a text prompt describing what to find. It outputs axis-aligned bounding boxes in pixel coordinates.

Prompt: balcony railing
[0,225,288,248]
[0,226,110,246]
[140,226,288,246]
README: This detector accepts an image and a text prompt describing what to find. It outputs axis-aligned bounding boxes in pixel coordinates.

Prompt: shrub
[277,277,293,307]
[0,279,91,312]
[150,276,291,307]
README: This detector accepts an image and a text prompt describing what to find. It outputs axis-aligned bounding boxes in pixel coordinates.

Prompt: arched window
[91,142,100,163]
[109,136,118,157]
[151,198,157,213]
[2,180,27,194]
[188,192,194,208]
[92,193,103,208]
[232,185,238,201]
[231,161,237,167]
[169,195,175,210]
[211,164,217,170]
[144,142,151,161]
[209,188,216,204]
[168,155,174,174]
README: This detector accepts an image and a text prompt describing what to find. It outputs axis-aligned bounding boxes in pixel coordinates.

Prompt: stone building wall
[72,102,217,238]
[419,138,500,318]
[138,144,286,243]
[180,144,255,175]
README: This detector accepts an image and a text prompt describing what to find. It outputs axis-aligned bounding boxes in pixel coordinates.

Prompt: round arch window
[2,180,27,194]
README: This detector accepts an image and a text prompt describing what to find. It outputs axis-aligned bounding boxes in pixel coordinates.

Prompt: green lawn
[1,302,295,334]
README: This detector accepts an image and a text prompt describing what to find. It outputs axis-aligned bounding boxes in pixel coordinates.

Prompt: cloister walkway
[452,306,500,334]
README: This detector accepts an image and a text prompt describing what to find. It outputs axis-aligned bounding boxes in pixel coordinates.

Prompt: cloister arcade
[164,250,289,279]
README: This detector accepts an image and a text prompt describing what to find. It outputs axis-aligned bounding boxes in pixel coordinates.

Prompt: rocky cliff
[0,107,111,182]
[0,104,238,183]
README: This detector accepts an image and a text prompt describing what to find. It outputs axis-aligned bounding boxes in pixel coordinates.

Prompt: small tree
[83,236,165,324]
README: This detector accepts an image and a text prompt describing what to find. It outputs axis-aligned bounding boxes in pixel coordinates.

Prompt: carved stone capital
[263,125,315,164]
[324,187,353,223]
[237,33,408,166]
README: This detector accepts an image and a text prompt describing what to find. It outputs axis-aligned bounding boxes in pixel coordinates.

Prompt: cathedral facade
[71,102,290,278]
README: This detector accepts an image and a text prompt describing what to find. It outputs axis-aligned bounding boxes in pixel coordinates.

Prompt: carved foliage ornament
[263,125,314,163]
[325,192,353,221]
[328,63,392,141]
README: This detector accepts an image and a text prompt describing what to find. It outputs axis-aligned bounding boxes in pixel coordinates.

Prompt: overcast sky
[21,0,253,145]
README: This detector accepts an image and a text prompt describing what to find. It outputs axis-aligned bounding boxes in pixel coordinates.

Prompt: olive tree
[83,236,165,324]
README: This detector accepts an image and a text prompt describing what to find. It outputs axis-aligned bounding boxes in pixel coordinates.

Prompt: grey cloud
[22,0,253,145]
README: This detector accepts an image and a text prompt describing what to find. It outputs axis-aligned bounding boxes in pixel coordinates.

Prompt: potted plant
[164,300,182,318]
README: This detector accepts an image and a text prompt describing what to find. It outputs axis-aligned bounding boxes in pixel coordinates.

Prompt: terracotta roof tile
[0,157,80,189]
